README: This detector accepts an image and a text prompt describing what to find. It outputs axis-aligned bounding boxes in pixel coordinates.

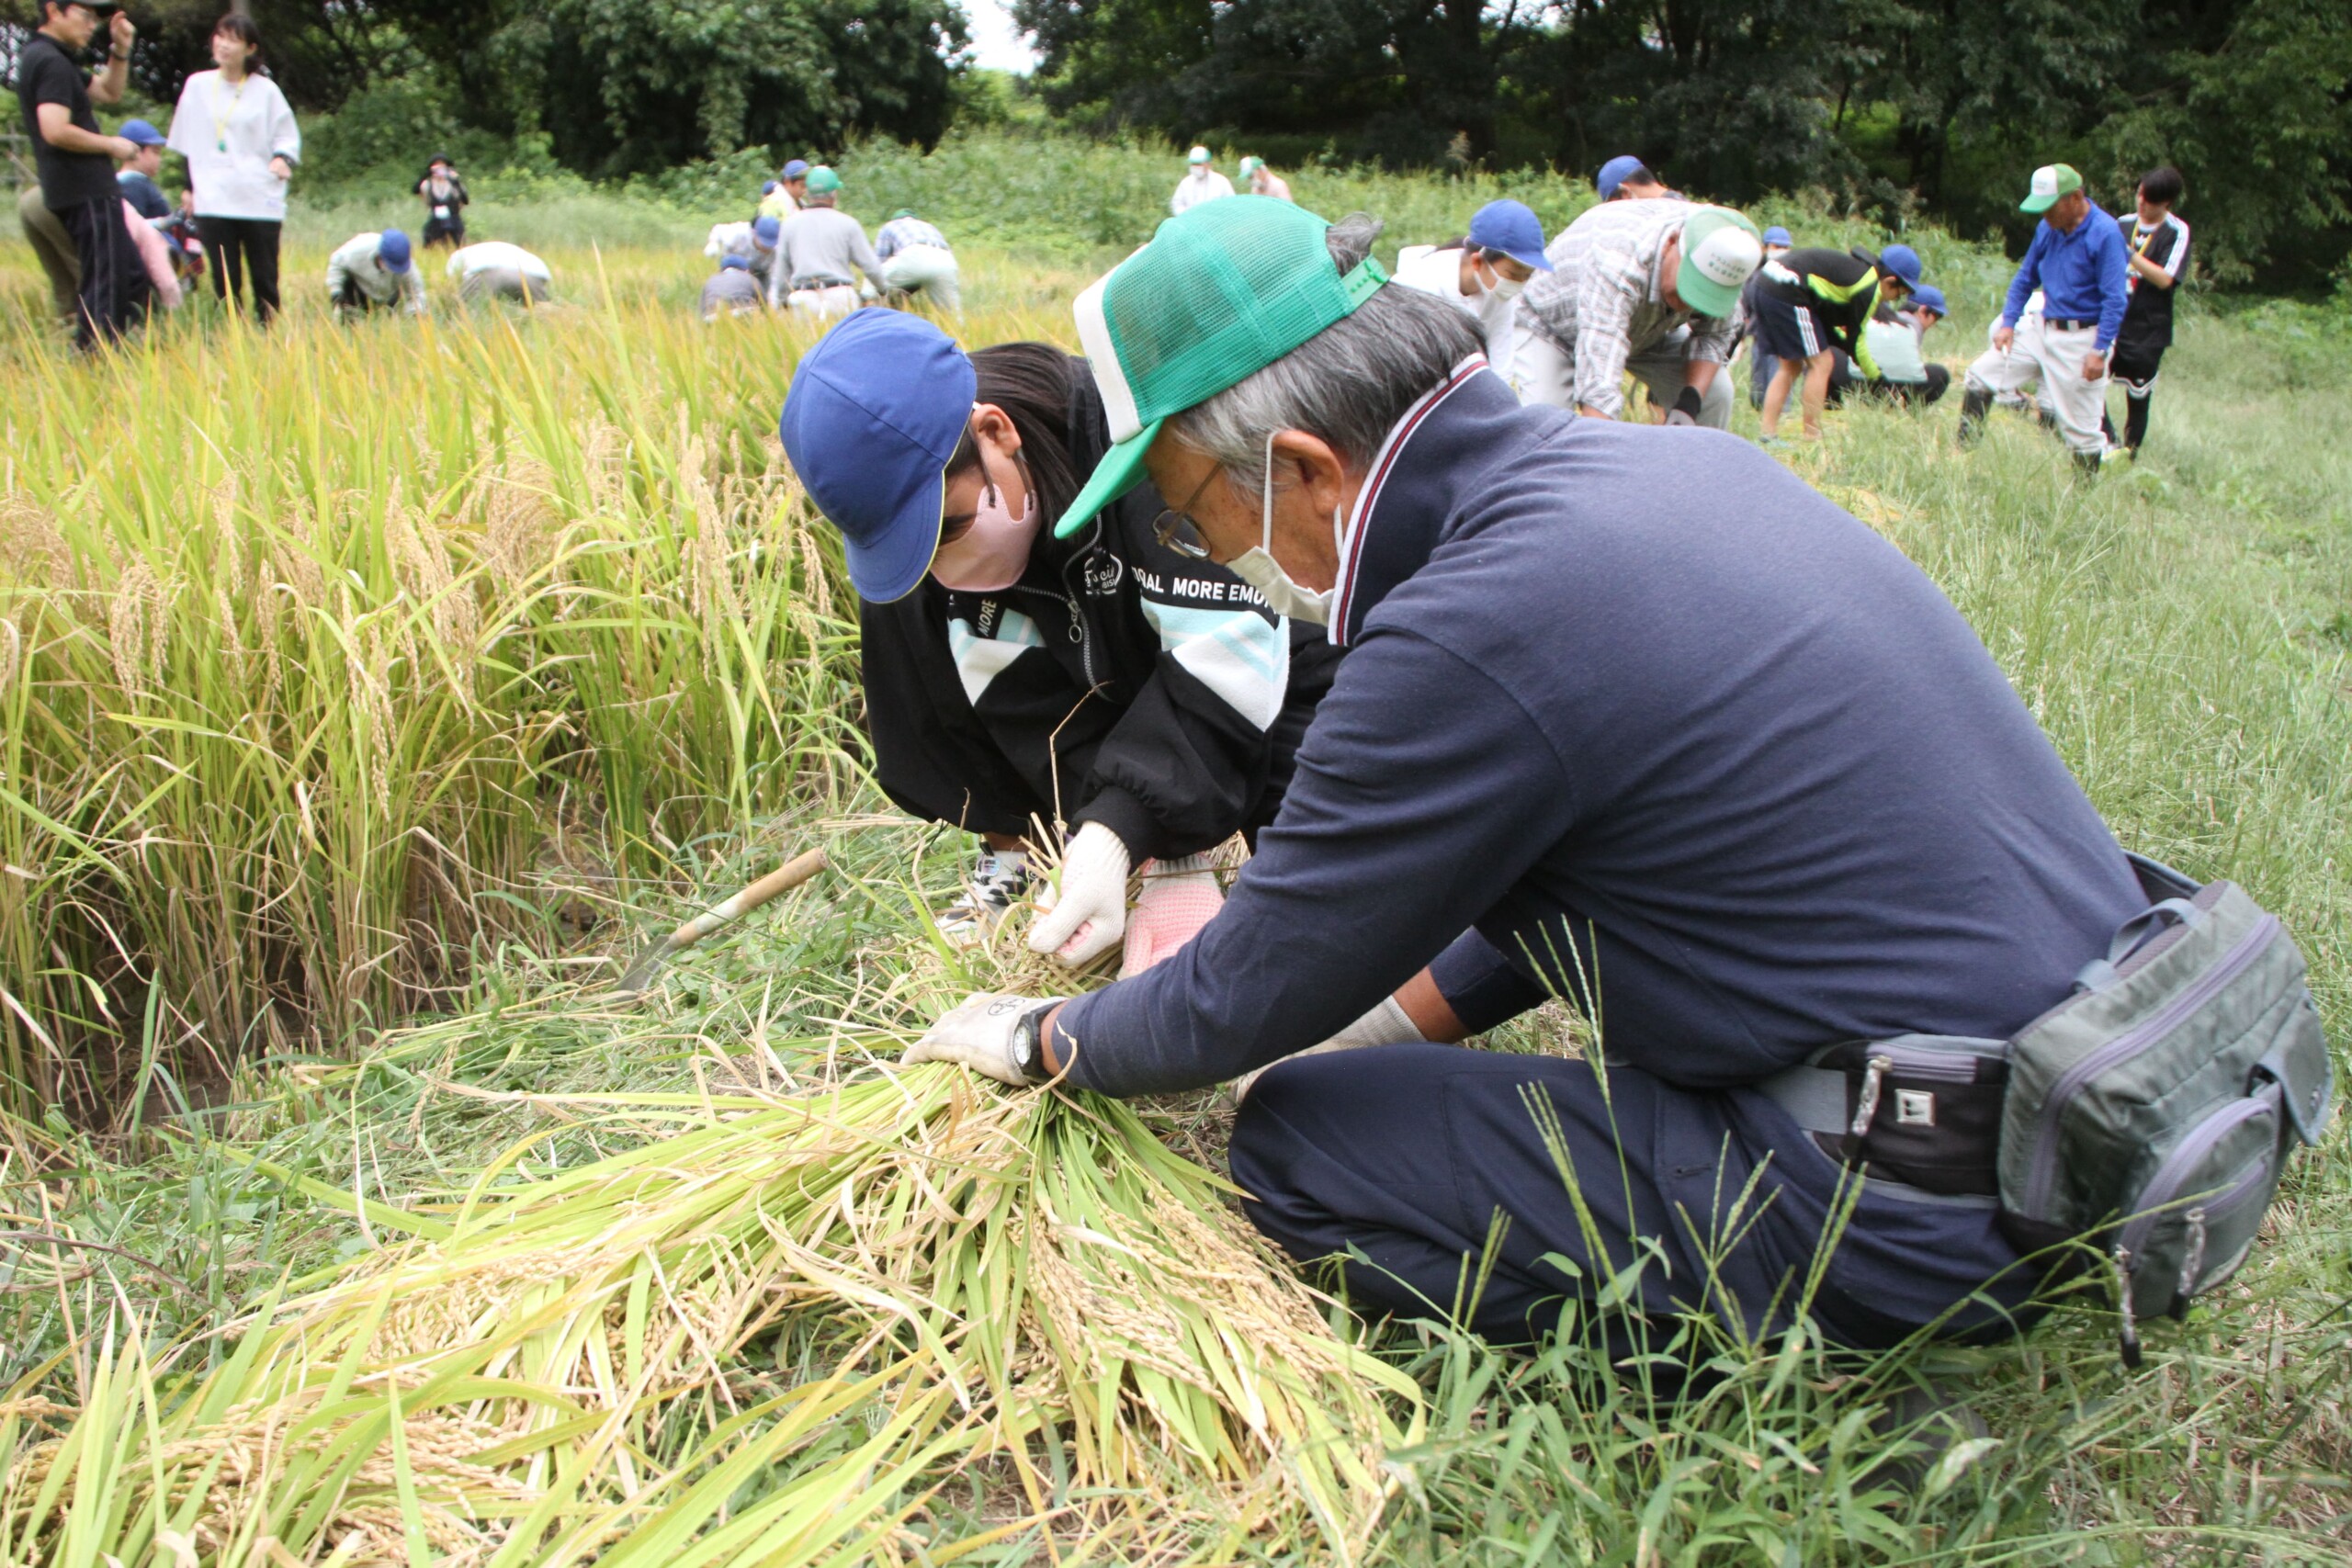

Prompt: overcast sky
[967,0,1040,74]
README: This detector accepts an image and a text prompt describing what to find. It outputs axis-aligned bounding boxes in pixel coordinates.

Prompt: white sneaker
[935,849,1031,944]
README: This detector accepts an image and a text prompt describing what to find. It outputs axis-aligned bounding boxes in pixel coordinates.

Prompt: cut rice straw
[0,1056,1423,1565]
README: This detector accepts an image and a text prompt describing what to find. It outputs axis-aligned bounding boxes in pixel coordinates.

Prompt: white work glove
[903,992,1062,1086]
[1027,821,1132,967]
[1229,993,1427,1102]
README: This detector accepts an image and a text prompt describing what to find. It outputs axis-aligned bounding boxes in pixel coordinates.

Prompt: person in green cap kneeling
[899,194,2164,1368]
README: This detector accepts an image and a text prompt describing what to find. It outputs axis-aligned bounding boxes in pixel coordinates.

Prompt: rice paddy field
[1,135,2348,1564]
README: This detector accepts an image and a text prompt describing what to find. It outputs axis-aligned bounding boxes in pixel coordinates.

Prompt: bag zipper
[2112,1094,2277,1261]
[2020,912,2278,1217]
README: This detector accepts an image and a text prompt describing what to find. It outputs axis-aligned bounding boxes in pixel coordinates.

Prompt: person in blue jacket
[906,197,2151,1359]
[1959,163,2131,471]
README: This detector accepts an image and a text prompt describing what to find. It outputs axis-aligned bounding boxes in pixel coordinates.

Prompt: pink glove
[1119,854,1224,977]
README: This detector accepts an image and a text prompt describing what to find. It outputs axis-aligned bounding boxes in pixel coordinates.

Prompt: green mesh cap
[1057,197,1387,537]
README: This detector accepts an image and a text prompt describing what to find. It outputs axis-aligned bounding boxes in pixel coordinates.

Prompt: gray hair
[1167,213,1483,502]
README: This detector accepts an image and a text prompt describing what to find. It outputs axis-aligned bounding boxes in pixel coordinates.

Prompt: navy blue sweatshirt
[1057,363,2143,1099]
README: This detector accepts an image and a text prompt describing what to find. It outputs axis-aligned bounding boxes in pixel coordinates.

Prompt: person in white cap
[1514,197,1764,428]
[1170,146,1233,216]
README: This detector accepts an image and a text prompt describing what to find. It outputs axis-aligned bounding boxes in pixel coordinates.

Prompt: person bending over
[779,313,1343,972]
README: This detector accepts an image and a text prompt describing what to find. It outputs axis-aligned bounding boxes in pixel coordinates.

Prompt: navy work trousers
[1229,1044,2039,1354]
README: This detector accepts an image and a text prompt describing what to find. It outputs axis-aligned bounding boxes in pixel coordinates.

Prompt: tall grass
[0,257,865,1118]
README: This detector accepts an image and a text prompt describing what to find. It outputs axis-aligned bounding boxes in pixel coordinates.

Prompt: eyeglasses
[1151,468,1220,560]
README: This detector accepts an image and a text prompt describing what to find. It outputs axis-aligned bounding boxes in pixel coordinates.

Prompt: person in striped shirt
[1514,198,1763,428]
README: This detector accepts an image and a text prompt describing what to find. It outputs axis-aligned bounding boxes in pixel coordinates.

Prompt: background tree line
[5,0,2346,289]
[1015,0,2352,289]
[3,0,967,181]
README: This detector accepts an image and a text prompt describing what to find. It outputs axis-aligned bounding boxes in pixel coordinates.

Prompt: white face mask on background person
[1225,432,1345,627]
[930,449,1042,592]
[1477,259,1526,301]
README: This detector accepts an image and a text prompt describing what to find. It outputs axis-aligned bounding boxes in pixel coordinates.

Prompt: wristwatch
[1010,1001,1061,1086]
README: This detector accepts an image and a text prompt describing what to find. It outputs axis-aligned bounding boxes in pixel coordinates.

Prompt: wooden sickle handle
[664,847,830,952]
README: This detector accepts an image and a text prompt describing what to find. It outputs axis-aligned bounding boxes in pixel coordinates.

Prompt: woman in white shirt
[165,13,300,323]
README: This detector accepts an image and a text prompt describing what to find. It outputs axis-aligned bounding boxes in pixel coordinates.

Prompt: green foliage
[1014,0,2352,288]
[465,0,970,179]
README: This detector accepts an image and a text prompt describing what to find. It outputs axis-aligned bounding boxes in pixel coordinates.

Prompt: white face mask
[1477,260,1526,301]
[1225,432,1345,627]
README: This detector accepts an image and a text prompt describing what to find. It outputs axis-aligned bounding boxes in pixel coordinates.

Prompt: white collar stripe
[1329,354,1488,641]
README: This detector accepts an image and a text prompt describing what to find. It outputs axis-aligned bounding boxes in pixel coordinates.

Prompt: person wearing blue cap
[1391,199,1552,393]
[324,229,424,320]
[763,159,809,220]
[699,252,765,321]
[1754,242,1920,442]
[1598,155,1677,202]
[114,118,170,221]
[778,310,1341,964]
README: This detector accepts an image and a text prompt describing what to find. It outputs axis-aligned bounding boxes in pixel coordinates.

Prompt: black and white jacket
[2115,211,2190,361]
[858,354,1340,861]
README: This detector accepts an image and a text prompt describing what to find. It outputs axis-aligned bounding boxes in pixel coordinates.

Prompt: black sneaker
[936,850,1031,944]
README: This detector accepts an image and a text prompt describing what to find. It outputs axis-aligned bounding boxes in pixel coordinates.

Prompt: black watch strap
[1012,1001,1061,1085]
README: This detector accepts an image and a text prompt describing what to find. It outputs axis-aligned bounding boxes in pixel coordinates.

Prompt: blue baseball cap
[779,310,977,603]
[1597,155,1647,198]
[719,254,750,271]
[782,159,810,180]
[753,215,780,247]
[1762,225,1792,247]
[118,118,165,147]
[378,229,413,274]
[1909,283,1948,316]
[1880,243,1923,287]
[1464,199,1553,272]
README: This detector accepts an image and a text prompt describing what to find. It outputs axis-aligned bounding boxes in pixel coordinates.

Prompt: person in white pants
[876,209,961,313]
[1960,163,2130,473]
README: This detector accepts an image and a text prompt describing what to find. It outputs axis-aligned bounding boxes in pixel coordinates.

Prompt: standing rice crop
[0,260,864,1120]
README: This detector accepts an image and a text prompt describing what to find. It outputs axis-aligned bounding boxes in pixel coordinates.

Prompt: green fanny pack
[1764,853,2333,1363]
[1997,853,2333,1362]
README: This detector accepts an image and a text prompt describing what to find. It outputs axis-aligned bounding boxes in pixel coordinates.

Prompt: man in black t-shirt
[2101,165,2191,455]
[16,0,143,349]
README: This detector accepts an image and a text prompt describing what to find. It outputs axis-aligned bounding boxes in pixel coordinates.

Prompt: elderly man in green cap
[1513,197,1764,428]
[774,164,887,319]
[892,194,2202,1364]
[1960,164,2132,472]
